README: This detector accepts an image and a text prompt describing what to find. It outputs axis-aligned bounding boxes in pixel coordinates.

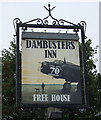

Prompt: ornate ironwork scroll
[13,18,22,35]
[13,3,87,39]
[78,21,87,39]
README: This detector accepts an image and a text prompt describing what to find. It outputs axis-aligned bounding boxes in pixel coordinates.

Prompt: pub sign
[21,32,82,107]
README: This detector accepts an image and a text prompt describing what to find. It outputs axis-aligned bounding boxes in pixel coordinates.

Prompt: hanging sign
[21,32,82,106]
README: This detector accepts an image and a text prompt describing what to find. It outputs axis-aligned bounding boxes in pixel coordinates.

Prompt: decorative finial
[48,2,50,8]
[44,3,55,16]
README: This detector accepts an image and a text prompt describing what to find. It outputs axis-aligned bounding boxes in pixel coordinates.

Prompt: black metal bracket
[13,3,87,38]
[13,3,88,108]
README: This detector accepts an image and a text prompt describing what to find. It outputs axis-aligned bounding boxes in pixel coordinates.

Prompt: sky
[22,38,80,84]
[0,0,100,71]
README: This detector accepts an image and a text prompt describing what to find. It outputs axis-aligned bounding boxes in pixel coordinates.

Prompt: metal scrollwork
[43,3,59,25]
[59,19,78,26]
[13,18,22,34]
[23,18,43,25]
[79,21,87,32]
[36,18,43,25]
[52,21,57,25]
[13,3,87,37]
[43,20,48,25]
[22,3,59,25]
[78,21,87,39]
[58,19,64,25]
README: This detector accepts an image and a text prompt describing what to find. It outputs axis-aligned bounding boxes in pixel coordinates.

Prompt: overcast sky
[0,0,100,71]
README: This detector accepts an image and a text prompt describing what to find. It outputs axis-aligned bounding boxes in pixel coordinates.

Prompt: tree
[2,40,45,119]
[62,39,101,119]
[2,39,101,119]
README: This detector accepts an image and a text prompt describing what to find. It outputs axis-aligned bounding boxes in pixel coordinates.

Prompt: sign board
[21,32,82,107]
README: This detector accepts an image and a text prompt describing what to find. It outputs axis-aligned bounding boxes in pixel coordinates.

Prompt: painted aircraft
[40,58,80,83]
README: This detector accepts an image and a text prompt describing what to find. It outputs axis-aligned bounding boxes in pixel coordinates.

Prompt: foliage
[2,39,101,119]
[62,39,101,119]
[2,40,45,119]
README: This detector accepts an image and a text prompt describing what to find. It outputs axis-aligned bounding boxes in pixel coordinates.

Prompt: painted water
[22,84,82,104]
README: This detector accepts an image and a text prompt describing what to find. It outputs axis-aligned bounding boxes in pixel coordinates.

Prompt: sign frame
[15,22,89,108]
